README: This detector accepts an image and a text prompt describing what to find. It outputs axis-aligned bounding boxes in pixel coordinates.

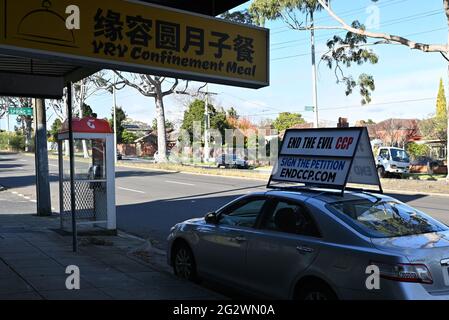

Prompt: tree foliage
[273,112,305,132]
[220,10,254,25]
[406,142,430,161]
[109,106,127,144]
[436,78,447,120]
[121,130,138,144]
[181,99,231,140]
[49,118,63,143]
[249,0,378,104]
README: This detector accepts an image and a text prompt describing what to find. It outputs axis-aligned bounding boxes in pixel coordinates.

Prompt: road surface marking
[118,187,145,194]
[165,180,195,186]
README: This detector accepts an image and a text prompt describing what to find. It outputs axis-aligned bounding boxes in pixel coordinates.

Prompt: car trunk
[371,231,449,294]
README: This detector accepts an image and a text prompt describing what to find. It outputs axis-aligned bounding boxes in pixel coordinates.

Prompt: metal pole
[310,10,319,128]
[67,83,78,252]
[34,98,52,216]
[113,74,117,165]
[204,84,210,162]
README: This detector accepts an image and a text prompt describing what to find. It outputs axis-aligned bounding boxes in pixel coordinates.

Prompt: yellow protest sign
[0,0,269,88]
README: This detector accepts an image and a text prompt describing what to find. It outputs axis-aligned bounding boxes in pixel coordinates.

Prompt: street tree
[109,106,127,144]
[181,99,230,140]
[420,80,448,142]
[437,78,447,120]
[273,112,306,132]
[250,0,449,180]
[114,72,188,162]
[0,97,34,151]
[121,130,138,144]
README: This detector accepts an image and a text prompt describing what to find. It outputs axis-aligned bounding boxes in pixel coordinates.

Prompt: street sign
[268,127,382,193]
[8,107,33,116]
[305,106,315,112]
[0,0,269,89]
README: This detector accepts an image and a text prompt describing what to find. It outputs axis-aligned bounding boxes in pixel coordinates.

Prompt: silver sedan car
[167,188,449,300]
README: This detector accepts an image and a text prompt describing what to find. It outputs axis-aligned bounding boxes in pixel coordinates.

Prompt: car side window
[262,200,320,237]
[379,149,389,159]
[218,198,266,228]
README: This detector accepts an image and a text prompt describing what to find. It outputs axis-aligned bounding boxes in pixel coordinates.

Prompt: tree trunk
[25,116,32,152]
[155,93,168,162]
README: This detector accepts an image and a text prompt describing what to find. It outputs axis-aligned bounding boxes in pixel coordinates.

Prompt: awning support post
[67,82,78,253]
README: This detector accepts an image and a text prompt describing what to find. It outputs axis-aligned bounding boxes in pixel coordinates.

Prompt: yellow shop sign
[0,0,269,88]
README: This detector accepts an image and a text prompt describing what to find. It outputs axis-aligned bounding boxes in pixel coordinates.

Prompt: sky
[1,0,448,130]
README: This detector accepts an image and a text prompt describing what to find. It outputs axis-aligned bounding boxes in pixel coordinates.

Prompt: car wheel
[377,166,386,178]
[173,243,198,282]
[296,282,337,301]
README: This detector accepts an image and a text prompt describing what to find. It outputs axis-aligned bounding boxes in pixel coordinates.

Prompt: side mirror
[204,212,217,224]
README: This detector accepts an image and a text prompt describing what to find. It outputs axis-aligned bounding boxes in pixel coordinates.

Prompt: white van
[376,147,411,178]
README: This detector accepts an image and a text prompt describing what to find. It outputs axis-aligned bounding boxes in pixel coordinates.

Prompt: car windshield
[390,149,410,162]
[327,199,448,238]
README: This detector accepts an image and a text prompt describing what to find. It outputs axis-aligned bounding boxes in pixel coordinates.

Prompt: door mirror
[205,212,217,224]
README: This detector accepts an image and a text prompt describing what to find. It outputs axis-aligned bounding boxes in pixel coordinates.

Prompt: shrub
[0,132,26,151]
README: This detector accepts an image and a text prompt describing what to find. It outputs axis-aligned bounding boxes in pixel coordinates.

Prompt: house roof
[135,129,178,143]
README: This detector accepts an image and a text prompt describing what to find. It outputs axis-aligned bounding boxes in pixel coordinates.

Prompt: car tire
[377,166,386,178]
[295,282,337,301]
[173,242,198,282]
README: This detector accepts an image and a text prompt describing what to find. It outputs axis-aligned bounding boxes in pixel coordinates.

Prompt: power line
[237,96,435,118]
[271,25,447,62]
[271,8,443,53]
[270,0,411,35]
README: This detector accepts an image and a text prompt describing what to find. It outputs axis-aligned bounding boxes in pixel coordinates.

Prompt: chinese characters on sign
[1,0,268,88]
[92,8,259,78]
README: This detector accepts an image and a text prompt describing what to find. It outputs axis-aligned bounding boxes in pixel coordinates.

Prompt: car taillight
[372,262,433,284]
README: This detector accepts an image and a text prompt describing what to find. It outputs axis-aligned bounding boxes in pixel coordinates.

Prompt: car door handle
[296,246,314,254]
[233,236,247,243]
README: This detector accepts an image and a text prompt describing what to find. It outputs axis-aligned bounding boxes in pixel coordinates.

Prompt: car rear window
[327,199,448,238]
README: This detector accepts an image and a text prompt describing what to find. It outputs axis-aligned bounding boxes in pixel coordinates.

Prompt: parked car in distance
[216,154,249,169]
[376,147,410,178]
[168,188,449,300]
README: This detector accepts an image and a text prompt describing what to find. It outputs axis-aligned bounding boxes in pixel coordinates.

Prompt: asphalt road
[1,152,449,249]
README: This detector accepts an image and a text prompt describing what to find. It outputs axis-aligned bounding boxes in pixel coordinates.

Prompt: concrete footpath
[0,189,223,300]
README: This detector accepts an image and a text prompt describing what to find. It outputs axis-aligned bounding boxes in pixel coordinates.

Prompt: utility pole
[34,98,52,216]
[204,84,210,162]
[198,85,218,162]
[113,73,117,165]
[310,10,319,128]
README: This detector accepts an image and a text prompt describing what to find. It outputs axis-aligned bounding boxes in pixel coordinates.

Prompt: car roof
[263,188,393,204]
